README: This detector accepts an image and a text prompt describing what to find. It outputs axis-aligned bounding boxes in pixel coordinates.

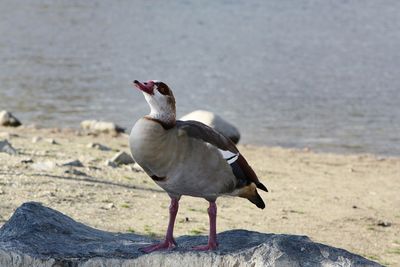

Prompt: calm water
[1,1,399,155]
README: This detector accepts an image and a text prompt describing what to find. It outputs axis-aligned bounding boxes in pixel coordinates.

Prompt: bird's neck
[145,110,176,130]
[144,93,176,130]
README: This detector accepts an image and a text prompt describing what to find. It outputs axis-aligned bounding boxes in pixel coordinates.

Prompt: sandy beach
[0,126,399,266]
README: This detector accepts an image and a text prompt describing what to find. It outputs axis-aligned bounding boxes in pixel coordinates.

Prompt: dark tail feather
[256,182,268,192]
[248,191,266,209]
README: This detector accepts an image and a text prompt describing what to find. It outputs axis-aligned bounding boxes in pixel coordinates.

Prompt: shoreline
[0,125,399,265]
[4,123,400,159]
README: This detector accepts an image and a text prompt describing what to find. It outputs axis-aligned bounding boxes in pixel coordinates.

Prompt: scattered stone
[103,203,116,210]
[88,166,101,171]
[45,138,58,145]
[352,205,358,209]
[0,202,382,267]
[0,140,17,155]
[0,190,5,195]
[377,220,391,227]
[104,160,118,168]
[0,110,21,127]
[180,110,241,144]
[131,163,144,172]
[21,158,34,164]
[64,169,87,176]
[61,160,84,168]
[87,142,111,151]
[31,161,55,171]
[31,136,42,143]
[80,120,125,134]
[110,151,135,165]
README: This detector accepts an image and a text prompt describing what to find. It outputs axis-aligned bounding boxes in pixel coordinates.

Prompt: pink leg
[193,201,218,251]
[141,197,179,253]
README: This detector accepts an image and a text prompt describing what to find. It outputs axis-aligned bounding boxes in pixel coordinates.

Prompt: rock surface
[80,120,125,135]
[0,110,21,127]
[0,202,381,267]
[61,159,84,167]
[180,110,241,144]
[110,151,135,165]
[0,139,17,155]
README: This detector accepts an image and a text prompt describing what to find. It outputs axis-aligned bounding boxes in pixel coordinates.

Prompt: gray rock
[0,202,381,267]
[180,110,241,144]
[0,139,17,155]
[110,151,135,165]
[0,110,21,127]
[61,160,84,167]
[104,159,118,168]
[80,120,125,134]
[87,142,112,151]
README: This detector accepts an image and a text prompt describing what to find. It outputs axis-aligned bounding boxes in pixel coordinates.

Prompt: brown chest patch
[144,116,176,130]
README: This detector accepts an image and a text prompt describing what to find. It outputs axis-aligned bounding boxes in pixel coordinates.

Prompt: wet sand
[0,126,399,265]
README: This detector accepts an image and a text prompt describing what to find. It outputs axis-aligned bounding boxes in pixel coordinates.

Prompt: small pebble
[65,169,87,176]
[110,151,135,165]
[87,142,111,151]
[61,160,84,167]
[21,158,34,164]
[377,220,391,227]
[45,138,58,145]
[105,160,118,168]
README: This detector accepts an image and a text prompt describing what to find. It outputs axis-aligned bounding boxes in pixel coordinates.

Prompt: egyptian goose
[129,80,268,252]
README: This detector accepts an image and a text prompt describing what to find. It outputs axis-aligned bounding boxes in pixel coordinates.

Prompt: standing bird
[129,80,268,252]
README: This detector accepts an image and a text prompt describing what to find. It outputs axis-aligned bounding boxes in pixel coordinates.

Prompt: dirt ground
[0,126,399,265]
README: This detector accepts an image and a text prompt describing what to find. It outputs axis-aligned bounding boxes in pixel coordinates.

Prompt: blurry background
[0,0,399,155]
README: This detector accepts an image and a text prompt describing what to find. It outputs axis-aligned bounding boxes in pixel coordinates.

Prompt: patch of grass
[188,207,205,213]
[123,176,132,180]
[126,227,135,233]
[189,229,203,235]
[387,248,400,255]
[291,210,305,214]
[120,203,130,208]
[282,209,305,215]
[363,254,380,261]
[144,225,157,238]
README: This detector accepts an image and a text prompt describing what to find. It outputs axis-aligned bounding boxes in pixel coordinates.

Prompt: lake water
[1,0,399,156]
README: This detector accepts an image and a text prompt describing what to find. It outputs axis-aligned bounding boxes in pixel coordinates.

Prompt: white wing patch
[219,149,239,164]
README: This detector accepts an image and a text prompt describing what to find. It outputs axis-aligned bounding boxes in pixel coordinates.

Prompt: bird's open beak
[133,80,154,95]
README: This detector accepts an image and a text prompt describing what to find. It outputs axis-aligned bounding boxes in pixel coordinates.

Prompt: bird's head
[133,80,176,126]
